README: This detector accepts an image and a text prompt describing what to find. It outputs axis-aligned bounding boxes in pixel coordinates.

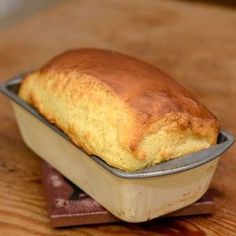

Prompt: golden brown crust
[41,48,217,121]
[19,48,220,171]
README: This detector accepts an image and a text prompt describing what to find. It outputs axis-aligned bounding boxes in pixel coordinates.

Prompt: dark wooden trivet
[42,162,216,227]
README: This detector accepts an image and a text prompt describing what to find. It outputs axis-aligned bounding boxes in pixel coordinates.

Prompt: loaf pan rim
[0,75,234,179]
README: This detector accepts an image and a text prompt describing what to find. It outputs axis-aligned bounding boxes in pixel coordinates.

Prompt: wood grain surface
[0,0,235,235]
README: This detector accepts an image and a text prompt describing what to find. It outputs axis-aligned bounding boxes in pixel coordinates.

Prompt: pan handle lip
[0,75,235,179]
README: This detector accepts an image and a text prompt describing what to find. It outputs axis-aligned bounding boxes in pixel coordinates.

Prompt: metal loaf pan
[0,75,234,222]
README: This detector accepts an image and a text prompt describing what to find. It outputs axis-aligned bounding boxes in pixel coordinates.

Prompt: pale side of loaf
[19,49,220,171]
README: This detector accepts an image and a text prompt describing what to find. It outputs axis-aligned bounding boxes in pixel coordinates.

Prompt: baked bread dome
[19,49,220,171]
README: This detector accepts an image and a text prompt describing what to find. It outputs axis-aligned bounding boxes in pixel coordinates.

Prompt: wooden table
[0,0,235,235]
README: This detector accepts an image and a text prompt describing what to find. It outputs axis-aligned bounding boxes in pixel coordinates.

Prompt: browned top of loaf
[41,48,216,120]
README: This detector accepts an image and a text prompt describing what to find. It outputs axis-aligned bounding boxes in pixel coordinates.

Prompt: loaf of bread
[19,49,220,171]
